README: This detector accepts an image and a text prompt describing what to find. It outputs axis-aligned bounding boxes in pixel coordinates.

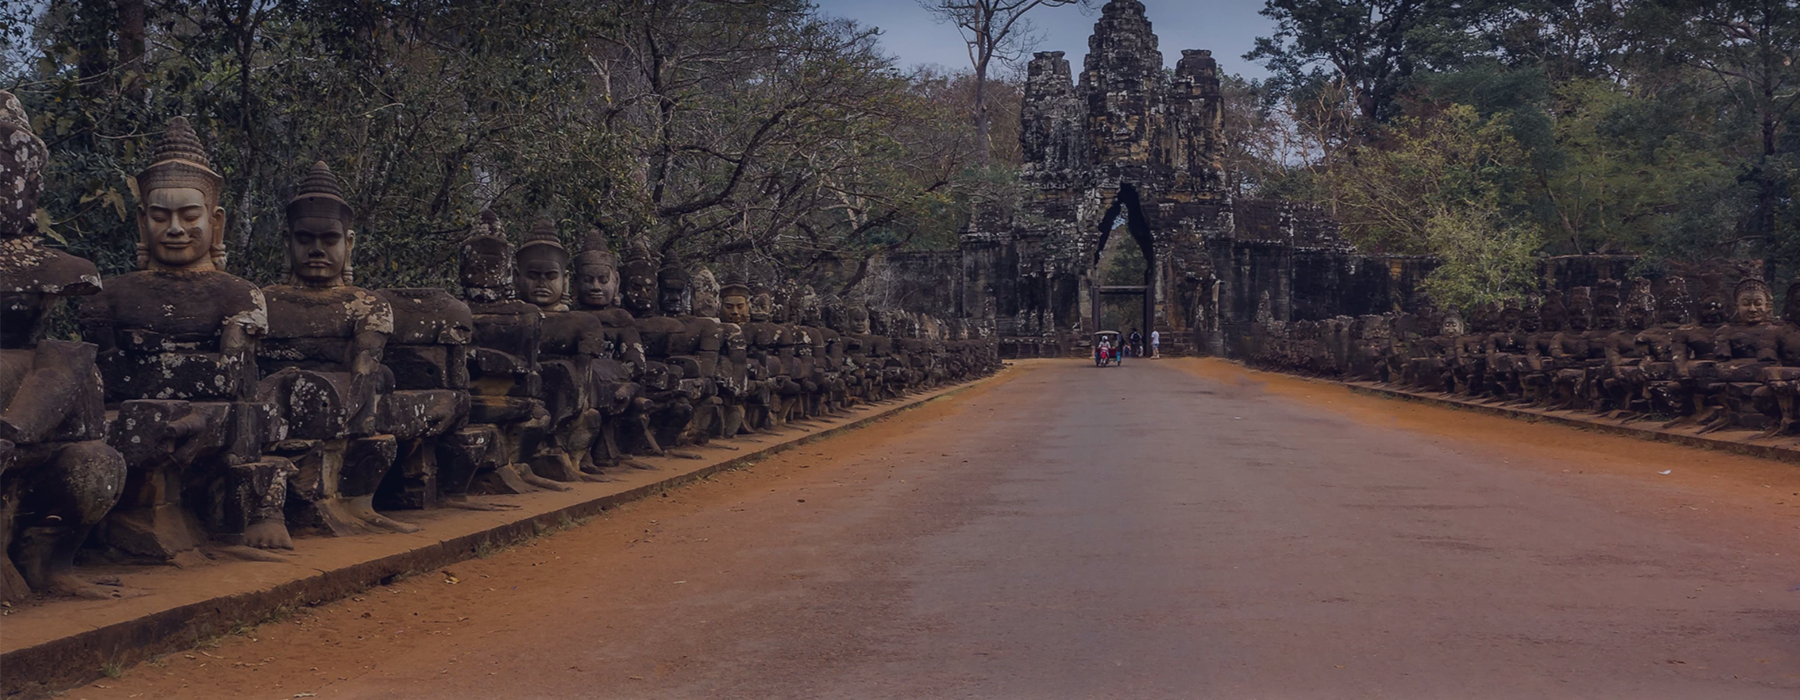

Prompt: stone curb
[1333,379,1800,465]
[0,371,1006,700]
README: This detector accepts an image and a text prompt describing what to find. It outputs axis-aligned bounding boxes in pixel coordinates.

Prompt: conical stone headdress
[139,117,223,202]
[574,228,615,269]
[286,160,353,222]
[519,217,567,261]
[136,116,226,269]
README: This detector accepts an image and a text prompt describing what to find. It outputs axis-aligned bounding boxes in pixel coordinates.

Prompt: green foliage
[1316,104,1543,305]
[6,0,996,294]
[1246,0,1800,301]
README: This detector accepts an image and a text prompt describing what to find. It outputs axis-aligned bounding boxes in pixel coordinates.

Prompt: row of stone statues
[1244,272,1800,438]
[0,95,998,603]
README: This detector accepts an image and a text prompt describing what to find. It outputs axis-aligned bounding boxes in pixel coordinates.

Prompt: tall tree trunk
[974,56,991,167]
[117,0,146,104]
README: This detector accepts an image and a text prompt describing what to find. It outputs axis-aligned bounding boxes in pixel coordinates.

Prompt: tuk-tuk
[1093,330,1123,366]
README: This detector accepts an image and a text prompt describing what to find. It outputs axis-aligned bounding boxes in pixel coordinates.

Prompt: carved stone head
[619,238,657,317]
[460,211,514,303]
[848,303,871,335]
[792,286,821,326]
[1735,276,1773,325]
[720,271,751,325]
[1623,277,1655,331]
[516,218,570,310]
[1519,297,1541,333]
[1657,276,1692,326]
[748,290,774,324]
[690,266,720,320]
[1438,311,1465,338]
[1,90,47,239]
[1497,300,1522,332]
[284,161,356,288]
[821,294,846,331]
[1565,287,1593,332]
[136,117,227,271]
[573,229,619,310]
[656,263,689,317]
[1592,279,1621,331]
[1696,274,1728,325]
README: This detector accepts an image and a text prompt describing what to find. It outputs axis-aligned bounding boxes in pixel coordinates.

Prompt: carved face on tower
[1735,278,1772,325]
[1,91,47,239]
[284,161,357,288]
[657,264,689,316]
[136,117,227,272]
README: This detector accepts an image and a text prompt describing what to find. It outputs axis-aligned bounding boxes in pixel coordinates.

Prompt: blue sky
[811,0,1276,79]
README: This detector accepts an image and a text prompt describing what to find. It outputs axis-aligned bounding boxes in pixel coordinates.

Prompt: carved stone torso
[259,285,393,373]
[467,299,543,398]
[81,269,266,402]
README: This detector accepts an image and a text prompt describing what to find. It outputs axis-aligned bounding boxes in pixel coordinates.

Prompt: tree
[1248,0,1497,127]
[1323,104,1544,306]
[1632,0,1800,258]
[918,0,1091,166]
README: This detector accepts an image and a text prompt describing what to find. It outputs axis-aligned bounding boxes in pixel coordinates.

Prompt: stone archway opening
[1087,183,1156,343]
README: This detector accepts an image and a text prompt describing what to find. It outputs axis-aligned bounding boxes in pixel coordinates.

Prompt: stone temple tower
[960,0,1390,359]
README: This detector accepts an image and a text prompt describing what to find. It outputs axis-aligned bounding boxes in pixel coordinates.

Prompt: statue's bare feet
[48,573,146,600]
[346,496,423,533]
[667,451,705,460]
[517,467,573,492]
[624,459,657,470]
[243,520,294,550]
[579,472,612,483]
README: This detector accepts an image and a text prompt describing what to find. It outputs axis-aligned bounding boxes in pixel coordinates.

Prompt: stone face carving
[1241,267,1800,439]
[258,161,417,537]
[0,104,998,600]
[80,116,282,562]
[515,219,606,481]
[0,91,129,601]
[571,230,654,462]
[457,212,566,495]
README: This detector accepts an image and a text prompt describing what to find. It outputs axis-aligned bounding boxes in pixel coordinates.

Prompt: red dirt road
[70,359,1800,699]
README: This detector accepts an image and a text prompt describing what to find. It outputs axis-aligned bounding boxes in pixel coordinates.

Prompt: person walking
[1128,328,1143,358]
[1150,329,1161,358]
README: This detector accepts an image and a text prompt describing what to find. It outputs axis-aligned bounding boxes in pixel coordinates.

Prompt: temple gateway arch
[943,0,1428,358]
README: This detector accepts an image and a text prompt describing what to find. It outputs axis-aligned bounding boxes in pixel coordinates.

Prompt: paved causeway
[76,360,1800,699]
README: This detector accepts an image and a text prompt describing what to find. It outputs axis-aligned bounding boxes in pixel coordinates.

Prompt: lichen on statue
[0,90,129,602]
[256,160,418,538]
[78,116,287,563]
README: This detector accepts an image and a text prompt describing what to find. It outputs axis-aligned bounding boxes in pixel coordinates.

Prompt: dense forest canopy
[1238,0,1800,307]
[1,0,1021,293]
[4,0,1795,310]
